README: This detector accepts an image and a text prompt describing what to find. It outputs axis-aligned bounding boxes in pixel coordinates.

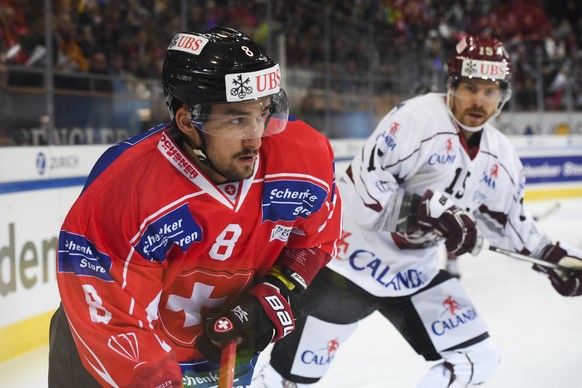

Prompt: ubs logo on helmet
[225,65,281,102]
[461,59,508,80]
[230,74,253,100]
[167,33,209,55]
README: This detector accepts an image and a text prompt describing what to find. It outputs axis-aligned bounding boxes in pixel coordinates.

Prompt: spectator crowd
[1,0,582,111]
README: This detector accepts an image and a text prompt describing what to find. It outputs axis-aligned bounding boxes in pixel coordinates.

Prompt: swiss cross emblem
[225,184,237,196]
[214,317,234,333]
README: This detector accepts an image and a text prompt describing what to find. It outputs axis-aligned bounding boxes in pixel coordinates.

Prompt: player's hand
[533,243,582,296]
[196,281,295,363]
[416,189,483,256]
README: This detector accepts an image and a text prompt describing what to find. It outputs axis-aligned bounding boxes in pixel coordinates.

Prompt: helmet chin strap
[177,125,210,164]
[182,126,235,182]
[192,146,210,164]
[187,106,215,166]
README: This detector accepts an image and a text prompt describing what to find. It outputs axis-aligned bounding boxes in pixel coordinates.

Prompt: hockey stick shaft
[533,201,560,221]
[218,341,237,388]
[484,242,582,273]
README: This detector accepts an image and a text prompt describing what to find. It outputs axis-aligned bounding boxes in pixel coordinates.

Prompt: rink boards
[1,135,581,363]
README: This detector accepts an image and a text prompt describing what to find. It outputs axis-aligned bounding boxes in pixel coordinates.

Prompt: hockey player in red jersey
[47,27,342,388]
[258,35,582,387]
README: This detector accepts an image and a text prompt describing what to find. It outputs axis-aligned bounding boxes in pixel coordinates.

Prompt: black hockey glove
[533,243,582,297]
[416,190,483,256]
[196,269,300,363]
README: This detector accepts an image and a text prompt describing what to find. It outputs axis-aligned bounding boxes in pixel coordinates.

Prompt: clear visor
[447,78,511,132]
[450,78,507,104]
[190,89,289,139]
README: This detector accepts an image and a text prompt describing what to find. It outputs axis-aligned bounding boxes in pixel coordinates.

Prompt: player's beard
[209,148,258,182]
[459,107,490,127]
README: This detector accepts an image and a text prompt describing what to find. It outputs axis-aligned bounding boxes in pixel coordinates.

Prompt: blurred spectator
[0,62,6,88]
[20,16,47,68]
[109,53,133,94]
[204,0,226,29]
[188,3,208,32]
[77,24,98,60]
[87,51,112,93]
[224,0,259,38]
[54,13,88,72]
[286,27,308,67]
[2,0,582,119]
[490,0,554,44]
[546,65,568,110]
[0,4,29,64]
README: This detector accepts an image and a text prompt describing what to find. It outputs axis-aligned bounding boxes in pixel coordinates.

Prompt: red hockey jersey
[56,118,342,386]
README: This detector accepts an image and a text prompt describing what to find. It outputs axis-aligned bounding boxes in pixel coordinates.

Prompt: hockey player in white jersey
[255,35,582,387]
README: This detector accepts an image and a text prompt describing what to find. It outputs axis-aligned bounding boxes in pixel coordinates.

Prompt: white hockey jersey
[328,93,551,297]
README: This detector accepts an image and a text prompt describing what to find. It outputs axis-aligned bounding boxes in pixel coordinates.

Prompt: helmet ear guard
[188,104,207,131]
[164,89,183,122]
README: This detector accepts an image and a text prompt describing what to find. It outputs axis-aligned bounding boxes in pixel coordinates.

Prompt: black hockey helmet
[162,27,288,138]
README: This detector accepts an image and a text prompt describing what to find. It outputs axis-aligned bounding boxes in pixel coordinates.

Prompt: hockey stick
[484,242,582,273]
[532,201,560,221]
[218,340,237,388]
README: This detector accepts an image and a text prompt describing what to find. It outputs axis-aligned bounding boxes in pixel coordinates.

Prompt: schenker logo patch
[135,204,202,262]
[57,231,113,281]
[262,179,327,222]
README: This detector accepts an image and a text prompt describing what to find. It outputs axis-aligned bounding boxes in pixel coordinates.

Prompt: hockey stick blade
[218,340,237,388]
[486,244,582,273]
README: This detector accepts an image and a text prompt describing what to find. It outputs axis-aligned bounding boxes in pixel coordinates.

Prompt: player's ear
[175,106,195,134]
[175,106,202,146]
